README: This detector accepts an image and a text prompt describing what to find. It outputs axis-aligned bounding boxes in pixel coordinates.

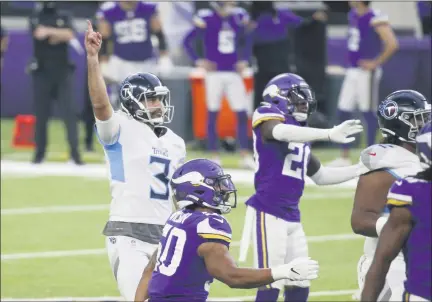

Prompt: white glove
[328,120,364,144]
[158,55,174,76]
[271,257,319,282]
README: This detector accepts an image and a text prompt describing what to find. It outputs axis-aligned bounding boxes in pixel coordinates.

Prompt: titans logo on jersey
[387,177,431,301]
[246,103,311,222]
[148,209,232,302]
[96,1,157,61]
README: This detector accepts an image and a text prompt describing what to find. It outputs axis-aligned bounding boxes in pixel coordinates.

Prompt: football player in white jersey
[85,21,186,301]
[351,90,430,301]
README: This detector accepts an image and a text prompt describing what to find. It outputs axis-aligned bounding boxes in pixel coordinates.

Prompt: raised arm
[84,20,120,145]
[85,20,112,121]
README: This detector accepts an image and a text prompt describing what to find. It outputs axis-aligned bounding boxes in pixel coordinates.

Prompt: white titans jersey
[99,112,186,225]
[360,143,423,257]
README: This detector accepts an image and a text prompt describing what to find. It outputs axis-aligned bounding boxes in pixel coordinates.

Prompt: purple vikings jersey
[253,9,302,44]
[96,1,157,61]
[246,104,311,222]
[387,177,431,301]
[149,209,232,302]
[347,8,389,67]
[184,7,250,71]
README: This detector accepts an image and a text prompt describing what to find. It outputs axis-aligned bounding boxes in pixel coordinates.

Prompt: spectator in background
[96,1,173,85]
[0,24,8,70]
[248,1,327,110]
[417,1,431,36]
[329,1,398,167]
[183,1,255,169]
[29,1,82,165]
[157,2,195,66]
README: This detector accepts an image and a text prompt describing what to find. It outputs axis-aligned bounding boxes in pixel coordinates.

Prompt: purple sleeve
[279,9,303,27]
[238,29,253,61]
[183,27,202,62]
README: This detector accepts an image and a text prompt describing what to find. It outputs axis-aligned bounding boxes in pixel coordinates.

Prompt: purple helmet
[416,121,432,167]
[170,159,237,214]
[262,73,317,122]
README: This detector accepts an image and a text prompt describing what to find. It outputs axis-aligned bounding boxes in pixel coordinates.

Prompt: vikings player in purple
[135,159,320,302]
[236,73,369,302]
[96,1,172,84]
[361,121,431,302]
[330,1,399,167]
[184,2,254,169]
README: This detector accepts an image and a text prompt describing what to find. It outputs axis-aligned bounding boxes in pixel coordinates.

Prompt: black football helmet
[377,90,431,143]
[118,73,173,125]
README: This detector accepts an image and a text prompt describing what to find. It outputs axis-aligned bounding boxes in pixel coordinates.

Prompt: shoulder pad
[387,178,415,207]
[99,1,116,11]
[252,103,285,128]
[370,9,389,25]
[232,7,248,18]
[196,214,232,244]
[360,144,418,171]
[193,9,212,28]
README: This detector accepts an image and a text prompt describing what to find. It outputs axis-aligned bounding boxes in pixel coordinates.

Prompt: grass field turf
[1,118,365,167]
[1,118,364,301]
[1,175,362,301]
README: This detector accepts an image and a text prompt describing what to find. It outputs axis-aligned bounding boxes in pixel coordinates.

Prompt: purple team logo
[379,100,399,120]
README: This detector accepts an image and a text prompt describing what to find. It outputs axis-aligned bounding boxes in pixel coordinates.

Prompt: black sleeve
[0,25,4,40]
[60,11,74,30]
[306,153,322,177]
[29,13,39,34]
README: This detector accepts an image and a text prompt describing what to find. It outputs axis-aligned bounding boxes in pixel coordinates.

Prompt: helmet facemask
[172,171,237,214]
[120,85,174,126]
[201,174,237,214]
[398,109,431,142]
[276,86,316,122]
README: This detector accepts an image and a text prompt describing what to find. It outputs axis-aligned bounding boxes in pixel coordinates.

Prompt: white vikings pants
[355,253,406,301]
[101,55,159,83]
[242,206,309,290]
[105,235,158,301]
[205,71,248,112]
[337,67,383,112]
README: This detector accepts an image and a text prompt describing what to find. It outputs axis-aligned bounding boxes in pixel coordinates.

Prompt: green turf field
[1,175,362,301]
[1,118,364,301]
[1,118,365,167]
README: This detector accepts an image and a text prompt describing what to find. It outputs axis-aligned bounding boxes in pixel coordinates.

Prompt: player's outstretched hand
[271,257,319,282]
[329,119,364,144]
[85,20,102,58]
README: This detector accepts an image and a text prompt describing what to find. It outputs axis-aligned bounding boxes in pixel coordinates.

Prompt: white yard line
[1,192,353,216]
[1,233,361,261]
[1,204,109,215]
[1,160,360,188]
[1,289,357,301]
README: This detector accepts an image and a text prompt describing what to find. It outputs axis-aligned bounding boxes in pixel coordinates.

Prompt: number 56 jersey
[149,209,232,302]
[246,104,312,222]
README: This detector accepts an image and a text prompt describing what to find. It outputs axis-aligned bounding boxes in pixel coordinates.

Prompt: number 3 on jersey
[282,143,310,180]
[149,156,171,200]
[155,224,186,276]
